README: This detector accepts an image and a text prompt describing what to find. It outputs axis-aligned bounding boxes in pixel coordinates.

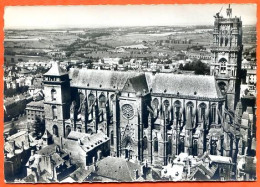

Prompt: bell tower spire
[211,5,243,111]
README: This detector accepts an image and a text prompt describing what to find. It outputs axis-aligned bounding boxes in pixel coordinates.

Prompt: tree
[9,119,18,136]
[31,116,45,139]
[182,60,210,75]
[179,63,184,70]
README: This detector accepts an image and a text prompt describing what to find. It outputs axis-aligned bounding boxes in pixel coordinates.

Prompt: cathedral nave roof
[146,72,223,99]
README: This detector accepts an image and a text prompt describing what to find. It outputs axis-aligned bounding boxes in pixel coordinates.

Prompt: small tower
[211,5,243,111]
[43,61,71,141]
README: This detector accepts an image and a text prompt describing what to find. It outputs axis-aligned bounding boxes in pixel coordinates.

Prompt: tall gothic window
[174,100,181,119]
[110,94,115,112]
[154,137,158,153]
[211,104,217,123]
[193,140,198,156]
[152,98,159,110]
[52,106,57,119]
[51,89,56,101]
[110,131,114,146]
[88,94,95,107]
[99,94,106,108]
[219,58,227,73]
[167,137,172,156]
[186,102,194,116]
[79,93,85,105]
[211,141,217,155]
[163,100,170,110]
[143,136,148,150]
[199,103,207,120]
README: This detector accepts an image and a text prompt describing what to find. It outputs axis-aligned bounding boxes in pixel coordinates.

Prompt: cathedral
[43,6,250,167]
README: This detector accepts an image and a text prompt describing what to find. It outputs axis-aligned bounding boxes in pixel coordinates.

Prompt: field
[4,25,256,65]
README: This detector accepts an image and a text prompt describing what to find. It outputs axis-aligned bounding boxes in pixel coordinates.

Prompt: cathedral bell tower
[43,61,71,142]
[210,5,243,111]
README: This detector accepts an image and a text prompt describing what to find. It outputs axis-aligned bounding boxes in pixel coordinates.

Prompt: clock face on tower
[121,104,134,119]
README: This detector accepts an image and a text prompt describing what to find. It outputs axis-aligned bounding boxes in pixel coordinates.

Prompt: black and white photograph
[3,4,257,183]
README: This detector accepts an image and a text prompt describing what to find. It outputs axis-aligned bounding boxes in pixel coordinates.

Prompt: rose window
[122,104,134,119]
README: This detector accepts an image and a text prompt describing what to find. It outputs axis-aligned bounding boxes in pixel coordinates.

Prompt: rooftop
[26,100,44,108]
[44,61,68,77]
[69,68,141,90]
[146,72,223,99]
[68,69,223,99]
[6,130,27,141]
[94,156,141,181]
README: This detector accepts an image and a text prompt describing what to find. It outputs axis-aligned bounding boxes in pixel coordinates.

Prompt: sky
[4,4,257,29]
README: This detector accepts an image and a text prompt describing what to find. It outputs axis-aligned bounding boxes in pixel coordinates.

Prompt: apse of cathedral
[42,6,252,167]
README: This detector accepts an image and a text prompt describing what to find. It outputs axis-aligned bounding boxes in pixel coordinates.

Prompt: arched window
[167,137,172,156]
[219,58,227,73]
[199,103,207,120]
[179,137,185,154]
[152,98,159,110]
[99,94,106,108]
[211,104,217,123]
[143,136,148,150]
[220,37,223,46]
[87,128,93,134]
[193,140,198,156]
[174,100,181,118]
[218,82,227,94]
[65,125,71,137]
[225,37,229,46]
[109,94,115,113]
[211,141,217,155]
[163,100,170,110]
[77,126,82,132]
[110,131,114,146]
[79,93,85,105]
[186,102,194,116]
[51,89,56,101]
[88,94,95,107]
[52,106,57,119]
[53,125,58,137]
[154,137,158,153]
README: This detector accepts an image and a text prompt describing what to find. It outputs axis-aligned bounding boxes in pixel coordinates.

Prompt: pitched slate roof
[146,72,223,99]
[94,156,141,182]
[44,61,67,76]
[69,68,141,90]
[68,69,223,99]
[122,74,149,93]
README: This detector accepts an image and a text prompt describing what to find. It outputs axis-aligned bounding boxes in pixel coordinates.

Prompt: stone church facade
[43,7,247,167]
